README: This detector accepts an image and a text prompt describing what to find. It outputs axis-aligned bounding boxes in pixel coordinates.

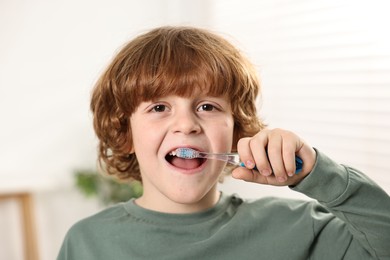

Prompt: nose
[171,109,201,135]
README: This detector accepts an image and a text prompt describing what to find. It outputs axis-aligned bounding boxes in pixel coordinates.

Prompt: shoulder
[232,194,334,222]
[223,194,341,243]
[240,195,317,210]
[65,202,129,238]
[58,203,132,259]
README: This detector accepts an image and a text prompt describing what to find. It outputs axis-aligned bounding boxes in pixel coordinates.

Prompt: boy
[58,26,390,259]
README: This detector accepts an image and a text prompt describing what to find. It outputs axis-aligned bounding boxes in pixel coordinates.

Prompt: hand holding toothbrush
[232,128,317,186]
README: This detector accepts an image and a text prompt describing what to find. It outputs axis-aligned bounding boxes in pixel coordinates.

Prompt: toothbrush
[171,148,303,174]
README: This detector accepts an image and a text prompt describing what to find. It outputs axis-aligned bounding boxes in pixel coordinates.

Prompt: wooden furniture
[0,192,39,260]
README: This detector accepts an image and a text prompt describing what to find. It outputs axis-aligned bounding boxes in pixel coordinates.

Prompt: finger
[282,135,298,177]
[237,137,256,169]
[248,133,272,176]
[267,131,288,183]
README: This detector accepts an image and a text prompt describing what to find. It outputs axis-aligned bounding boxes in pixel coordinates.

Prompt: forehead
[133,56,233,104]
[142,84,229,101]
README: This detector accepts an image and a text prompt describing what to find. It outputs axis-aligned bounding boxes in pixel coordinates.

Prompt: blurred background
[1,0,389,259]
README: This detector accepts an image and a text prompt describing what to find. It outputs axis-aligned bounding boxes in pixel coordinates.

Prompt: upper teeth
[169,150,177,156]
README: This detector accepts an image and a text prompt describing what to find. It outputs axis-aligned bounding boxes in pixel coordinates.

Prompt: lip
[166,145,205,155]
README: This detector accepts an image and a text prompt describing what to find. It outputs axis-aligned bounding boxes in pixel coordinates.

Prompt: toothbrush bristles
[175,148,199,159]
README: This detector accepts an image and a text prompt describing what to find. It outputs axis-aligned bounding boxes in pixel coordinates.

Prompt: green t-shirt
[58,150,390,259]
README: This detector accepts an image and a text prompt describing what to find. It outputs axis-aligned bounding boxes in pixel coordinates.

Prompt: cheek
[130,116,156,153]
[131,123,161,151]
[211,117,235,150]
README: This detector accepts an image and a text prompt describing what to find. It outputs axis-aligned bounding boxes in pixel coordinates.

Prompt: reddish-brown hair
[91,26,265,181]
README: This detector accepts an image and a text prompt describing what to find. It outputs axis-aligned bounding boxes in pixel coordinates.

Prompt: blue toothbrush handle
[239,156,303,174]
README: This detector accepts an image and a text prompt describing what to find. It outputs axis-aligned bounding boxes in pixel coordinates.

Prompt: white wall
[213,0,390,198]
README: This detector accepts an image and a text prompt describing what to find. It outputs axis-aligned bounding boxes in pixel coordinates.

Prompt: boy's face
[130,94,234,213]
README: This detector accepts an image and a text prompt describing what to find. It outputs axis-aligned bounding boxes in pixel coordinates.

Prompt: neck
[135,187,221,214]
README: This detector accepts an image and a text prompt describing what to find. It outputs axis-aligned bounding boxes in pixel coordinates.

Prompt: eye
[151,104,168,112]
[197,103,217,112]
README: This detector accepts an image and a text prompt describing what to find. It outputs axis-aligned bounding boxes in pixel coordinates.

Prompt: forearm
[292,149,390,258]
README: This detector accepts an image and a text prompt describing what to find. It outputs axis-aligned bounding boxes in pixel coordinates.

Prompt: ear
[125,128,135,154]
[126,140,135,154]
[123,135,135,154]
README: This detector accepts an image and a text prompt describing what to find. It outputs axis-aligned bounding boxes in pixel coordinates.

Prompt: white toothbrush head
[173,148,200,159]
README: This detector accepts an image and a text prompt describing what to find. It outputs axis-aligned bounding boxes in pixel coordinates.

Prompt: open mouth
[165,149,206,170]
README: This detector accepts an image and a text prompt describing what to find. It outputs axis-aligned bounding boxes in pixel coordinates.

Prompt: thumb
[232,167,268,184]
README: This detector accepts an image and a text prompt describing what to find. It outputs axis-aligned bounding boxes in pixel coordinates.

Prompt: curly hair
[90,26,265,181]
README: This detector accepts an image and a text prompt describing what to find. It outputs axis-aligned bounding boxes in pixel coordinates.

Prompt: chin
[168,186,217,207]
